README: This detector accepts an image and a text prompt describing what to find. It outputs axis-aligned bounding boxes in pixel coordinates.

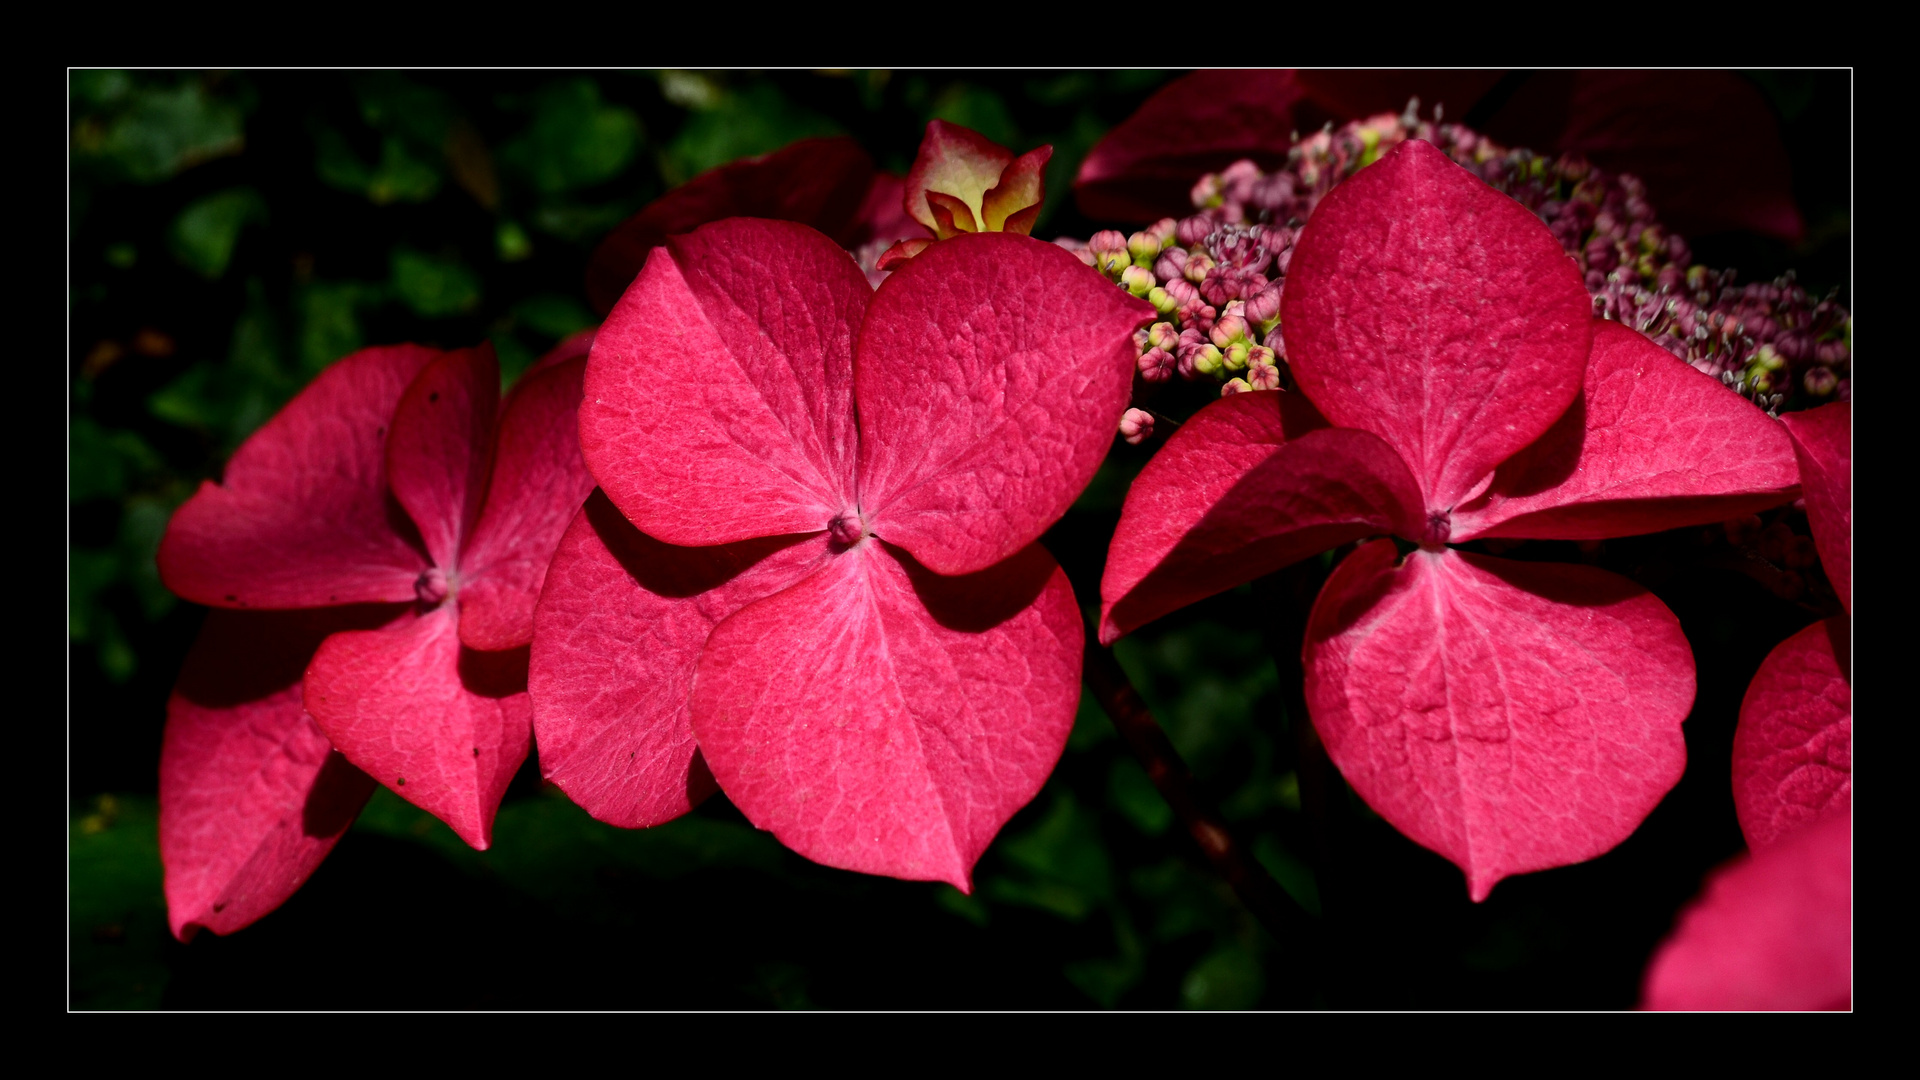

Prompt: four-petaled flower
[1100,140,1801,900]
[529,217,1151,887]
[155,337,594,936]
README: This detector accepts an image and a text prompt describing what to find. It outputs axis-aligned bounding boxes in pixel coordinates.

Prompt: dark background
[69,69,1850,1009]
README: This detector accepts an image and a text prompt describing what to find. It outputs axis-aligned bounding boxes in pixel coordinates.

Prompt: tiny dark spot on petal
[213,902,227,913]
[428,391,440,403]
[329,595,338,602]
[472,748,480,757]
[224,594,237,602]
[396,776,406,786]
[376,426,385,436]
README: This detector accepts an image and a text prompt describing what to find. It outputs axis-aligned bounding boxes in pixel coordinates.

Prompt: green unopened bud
[1146,217,1178,250]
[1147,287,1179,316]
[1755,344,1785,371]
[1223,341,1250,371]
[1127,232,1160,266]
[1192,343,1224,377]
[1147,321,1181,352]
[1121,265,1156,297]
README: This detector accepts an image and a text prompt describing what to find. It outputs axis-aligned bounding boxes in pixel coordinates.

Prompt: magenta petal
[584,218,868,548]
[458,355,594,651]
[161,608,398,939]
[585,137,876,314]
[1452,320,1800,541]
[1100,391,1421,644]
[157,345,437,609]
[1073,70,1311,222]
[387,346,499,572]
[1304,542,1692,901]
[304,605,530,849]
[856,232,1153,575]
[1283,139,1592,511]
[1641,809,1851,1010]
[692,541,1081,889]
[529,493,827,828]
[1732,618,1851,852]
[1780,402,1851,614]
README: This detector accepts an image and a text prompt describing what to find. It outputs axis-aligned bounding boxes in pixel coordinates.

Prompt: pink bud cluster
[1064,102,1851,417]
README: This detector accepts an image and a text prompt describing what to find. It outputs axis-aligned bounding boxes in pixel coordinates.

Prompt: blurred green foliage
[69,69,1849,1010]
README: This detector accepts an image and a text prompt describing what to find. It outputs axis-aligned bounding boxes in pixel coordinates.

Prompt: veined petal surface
[304,605,531,849]
[1732,618,1851,851]
[856,232,1152,575]
[387,346,500,573]
[1304,541,1692,900]
[157,345,437,608]
[691,541,1081,889]
[1100,391,1420,644]
[1781,402,1851,614]
[1283,139,1591,510]
[529,493,827,828]
[584,218,868,547]
[458,355,594,651]
[160,608,398,939]
[1452,320,1800,541]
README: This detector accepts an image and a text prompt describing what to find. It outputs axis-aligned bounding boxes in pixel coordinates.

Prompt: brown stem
[1082,643,1317,951]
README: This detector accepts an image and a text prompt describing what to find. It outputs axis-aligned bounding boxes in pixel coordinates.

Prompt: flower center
[828,514,865,548]
[415,567,450,606]
[1421,510,1452,549]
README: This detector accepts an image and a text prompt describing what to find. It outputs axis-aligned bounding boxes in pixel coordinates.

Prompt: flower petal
[585,137,877,314]
[1640,809,1851,1010]
[1304,542,1692,901]
[157,345,437,609]
[691,540,1081,890]
[1732,618,1851,852]
[583,218,868,547]
[904,120,1015,239]
[528,492,827,828]
[304,605,531,849]
[161,608,399,939]
[1781,402,1851,614]
[856,232,1153,575]
[457,354,594,651]
[1073,70,1312,222]
[980,145,1052,235]
[1099,390,1422,644]
[1451,320,1800,541]
[1283,138,1591,511]
[387,345,499,573]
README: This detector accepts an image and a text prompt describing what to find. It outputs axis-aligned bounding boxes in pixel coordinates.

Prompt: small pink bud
[1263,324,1286,358]
[1804,366,1838,396]
[1154,247,1189,283]
[1088,230,1127,254]
[1119,407,1154,444]
[1184,253,1216,285]
[1162,277,1199,308]
[1146,217,1178,248]
[1220,378,1252,396]
[1190,173,1224,209]
[1175,215,1213,249]
[1243,282,1282,330]
[1137,348,1174,383]
[1210,314,1249,349]
[1247,357,1282,391]
[1121,264,1156,297]
[1132,327,1151,352]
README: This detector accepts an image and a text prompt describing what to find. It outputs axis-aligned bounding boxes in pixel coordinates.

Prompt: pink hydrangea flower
[530,218,1150,888]
[155,336,595,937]
[1100,140,1801,900]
